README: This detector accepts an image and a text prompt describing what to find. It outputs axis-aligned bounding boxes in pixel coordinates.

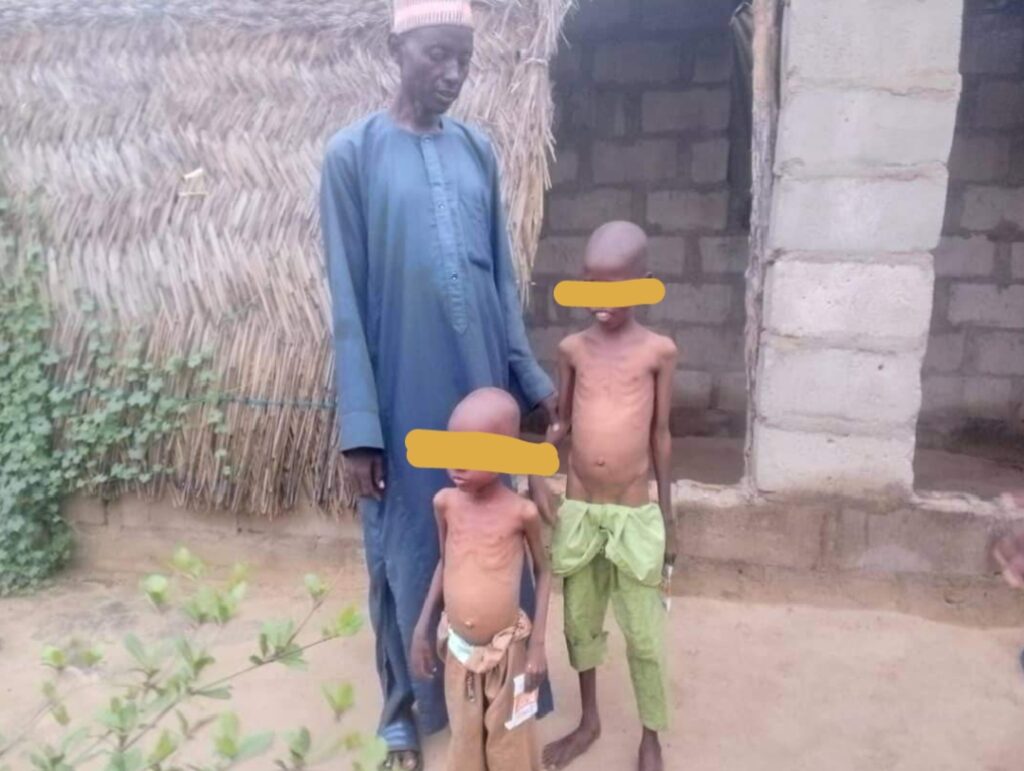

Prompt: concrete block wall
[922,2,1024,432]
[751,0,962,496]
[528,0,748,433]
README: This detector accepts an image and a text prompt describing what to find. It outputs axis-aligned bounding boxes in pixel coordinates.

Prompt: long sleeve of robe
[320,111,554,737]
[322,113,552,451]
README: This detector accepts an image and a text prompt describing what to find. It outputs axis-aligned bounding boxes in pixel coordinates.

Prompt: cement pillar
[750,0,963,497]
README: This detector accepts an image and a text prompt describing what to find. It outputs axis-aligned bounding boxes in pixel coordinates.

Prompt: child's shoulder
[557,329,585,356]
[515,495,542,530]
[636,324,678,358]
[433,487,454,511]
[519,493,541,519]
[497,486,539,524]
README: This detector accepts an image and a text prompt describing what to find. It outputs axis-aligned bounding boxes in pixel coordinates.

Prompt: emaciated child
[542,221,677,771]
[410,387,551,771]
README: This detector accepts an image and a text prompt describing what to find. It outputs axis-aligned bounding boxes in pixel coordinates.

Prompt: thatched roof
[0,0,574,517]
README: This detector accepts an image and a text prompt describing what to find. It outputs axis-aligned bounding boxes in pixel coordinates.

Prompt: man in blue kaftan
[319,6,555,769]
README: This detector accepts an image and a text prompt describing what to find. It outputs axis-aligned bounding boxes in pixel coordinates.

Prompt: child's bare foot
[638,729,663,771]
[542,719,600,769]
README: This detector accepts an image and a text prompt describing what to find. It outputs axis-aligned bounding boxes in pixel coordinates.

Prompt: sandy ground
[2,561,1024,771]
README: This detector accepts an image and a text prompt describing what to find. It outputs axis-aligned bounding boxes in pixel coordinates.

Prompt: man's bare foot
[542,720,600,769]
[638,730,663,771]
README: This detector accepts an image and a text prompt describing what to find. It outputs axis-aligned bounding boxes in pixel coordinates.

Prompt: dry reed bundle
[0,0,574,517]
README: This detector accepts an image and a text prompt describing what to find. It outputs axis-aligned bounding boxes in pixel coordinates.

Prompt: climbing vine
[0,199,220,595]
[0,202,69,593]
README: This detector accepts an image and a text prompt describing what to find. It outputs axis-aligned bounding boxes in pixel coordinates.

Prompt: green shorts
[551,499,668,731]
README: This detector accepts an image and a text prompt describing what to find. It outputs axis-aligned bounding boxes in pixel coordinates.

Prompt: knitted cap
[393,0,474,34]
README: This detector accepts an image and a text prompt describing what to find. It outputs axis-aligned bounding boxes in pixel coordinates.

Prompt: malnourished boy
[410,388,551,771]
[543,221,678,771]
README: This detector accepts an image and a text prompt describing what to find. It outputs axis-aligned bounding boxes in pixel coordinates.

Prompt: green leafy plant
[0,548,386,771]
[0,206,74,594]
[0,202,222,594]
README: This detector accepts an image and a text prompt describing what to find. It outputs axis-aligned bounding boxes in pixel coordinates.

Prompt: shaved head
[583,221,648,279]
[447,387,521,437]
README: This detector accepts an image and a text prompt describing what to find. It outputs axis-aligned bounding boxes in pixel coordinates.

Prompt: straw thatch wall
[0,0,574,517]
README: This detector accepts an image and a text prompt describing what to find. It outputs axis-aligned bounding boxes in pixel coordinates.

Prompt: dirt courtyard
[2,556,1024,771]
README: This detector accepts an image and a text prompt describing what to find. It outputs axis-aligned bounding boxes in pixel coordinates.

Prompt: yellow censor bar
[553,278,666,308]
[405,430,560,476]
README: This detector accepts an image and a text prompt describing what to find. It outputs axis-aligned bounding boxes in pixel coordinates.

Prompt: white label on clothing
[505,675,538,730]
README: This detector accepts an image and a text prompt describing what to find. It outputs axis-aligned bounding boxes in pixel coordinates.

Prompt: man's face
[393,26,474,116]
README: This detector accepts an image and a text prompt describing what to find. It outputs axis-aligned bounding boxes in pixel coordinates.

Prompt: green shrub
[0,548,385,771]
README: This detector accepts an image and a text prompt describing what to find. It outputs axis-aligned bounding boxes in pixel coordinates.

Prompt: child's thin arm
[527,474,555,527]
[418,561,444,631]
[411,496,448,678]
[522,502,552,692]
[531,340,574,526]
[545,340,575,445]
[651,341,678,565]
[420,502,447,625]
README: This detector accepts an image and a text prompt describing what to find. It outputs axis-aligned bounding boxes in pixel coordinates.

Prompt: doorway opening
[915,0,1024,499]
[530,0,760,487]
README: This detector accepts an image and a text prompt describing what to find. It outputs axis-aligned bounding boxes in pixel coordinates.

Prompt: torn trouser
[438,611,539,771]
[551,499,669,731]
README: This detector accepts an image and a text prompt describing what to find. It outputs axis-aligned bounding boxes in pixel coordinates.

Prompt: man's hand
[545,420,568,446]
[541,392,558,420]
[524,641,547,693]
[541,392,558,428]
[410,625,437,680]
[343,448,386,500]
